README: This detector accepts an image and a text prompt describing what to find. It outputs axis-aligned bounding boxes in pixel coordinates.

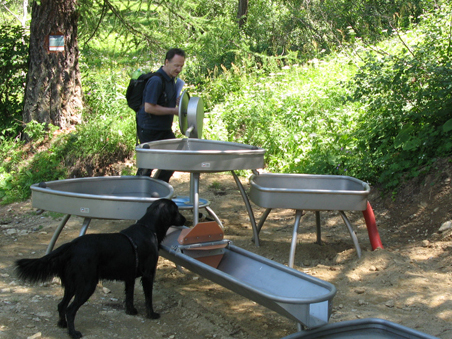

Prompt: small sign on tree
[46,31,64,53]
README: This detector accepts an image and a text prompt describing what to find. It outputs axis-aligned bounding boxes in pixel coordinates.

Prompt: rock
[31,295,42,302]
[385,300,395,308]
[27,333,42,339]
[354,287,366,294]
[418,201,428,209]
[438,220,452,233]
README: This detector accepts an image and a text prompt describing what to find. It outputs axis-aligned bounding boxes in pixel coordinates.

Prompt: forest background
[0,0,451,204]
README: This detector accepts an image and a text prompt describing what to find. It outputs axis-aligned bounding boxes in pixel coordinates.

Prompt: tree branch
[84,0,108,45]
[2,2,23,25]
[102,0,158,46]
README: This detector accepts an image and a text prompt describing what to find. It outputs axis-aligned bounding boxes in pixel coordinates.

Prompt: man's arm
[144,103,178,116]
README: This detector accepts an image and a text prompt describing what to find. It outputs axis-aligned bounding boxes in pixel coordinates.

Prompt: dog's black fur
[15,198,185,339]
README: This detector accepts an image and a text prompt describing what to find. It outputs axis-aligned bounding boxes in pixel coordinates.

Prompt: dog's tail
[15,243,72,284]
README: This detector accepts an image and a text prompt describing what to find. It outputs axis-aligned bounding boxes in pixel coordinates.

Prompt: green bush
[349,3,452,188]
[80,55,137,151]
[0,121,66,203]
[206,54,362,176]
[0,25,29,137]
[1,1,450,205]
[202,3,452,190]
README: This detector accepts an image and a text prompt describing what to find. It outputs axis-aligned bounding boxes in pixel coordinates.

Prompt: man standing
[136,48,186,182]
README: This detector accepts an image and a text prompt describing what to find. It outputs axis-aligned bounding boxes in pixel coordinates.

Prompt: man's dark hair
[165,48,185,62]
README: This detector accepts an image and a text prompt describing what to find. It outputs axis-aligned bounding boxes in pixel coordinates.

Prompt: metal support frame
[255,209,362,268]
[191,172,200,226]
[46,216,92,254]
[231,170,260,246]
[339,211,362,258]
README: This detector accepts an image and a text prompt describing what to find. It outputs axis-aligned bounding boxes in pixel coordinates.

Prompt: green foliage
[206,55,363,177]
[201,2,451,191]
[0,115,136,203]
[0,25,29,137]
[0,122,67,203]
[74,0,435,87]
[349,3,452,188]
[0,34,138,203]
[79,52,137,150]
[0,59,137,203]
[1,0,451,205]
[22,120,59,142]
[314,0,433,44]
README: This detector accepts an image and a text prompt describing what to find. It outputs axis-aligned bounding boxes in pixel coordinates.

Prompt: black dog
[15,198,185,339]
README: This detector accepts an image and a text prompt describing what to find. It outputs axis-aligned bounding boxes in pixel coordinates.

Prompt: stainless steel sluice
[161,227,337,330]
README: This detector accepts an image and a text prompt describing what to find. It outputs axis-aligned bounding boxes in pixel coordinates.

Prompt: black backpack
[125,72,167,112]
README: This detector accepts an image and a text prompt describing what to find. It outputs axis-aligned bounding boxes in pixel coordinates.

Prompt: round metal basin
[249,173,370,211]
[31,176,174,220]
[136,139,265,172]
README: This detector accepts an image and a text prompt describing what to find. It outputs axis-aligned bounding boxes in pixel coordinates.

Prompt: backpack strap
[139,72,167,108]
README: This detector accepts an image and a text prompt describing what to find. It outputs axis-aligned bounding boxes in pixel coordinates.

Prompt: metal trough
[281,318,439,339]
[249,173,372,267]
[30,176,174,253]
[161,227,337,329]
[136,138,265,173]
[136,138,266,230]
[249,173,370,211]
[31,176,174,219]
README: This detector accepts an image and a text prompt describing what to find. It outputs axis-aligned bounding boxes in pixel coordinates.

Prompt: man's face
[165,54,185,78]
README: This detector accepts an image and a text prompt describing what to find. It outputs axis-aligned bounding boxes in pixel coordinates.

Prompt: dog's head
[139,199,186,243]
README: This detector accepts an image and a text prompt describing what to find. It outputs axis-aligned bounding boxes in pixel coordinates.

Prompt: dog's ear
[159,200,183,227]
[139,199,178,239]
[155,199,180,242]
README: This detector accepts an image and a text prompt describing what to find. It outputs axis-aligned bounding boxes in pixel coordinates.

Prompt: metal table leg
[339,211,362,258]
[315,211,322,245]
[289,210,304,268]
[231,171,260,246]
[46,214,71,254]
[191,173,200,226]
[257,208,272,234]
[205,206,223,228]
[46,215,93,255]
[79,217,92,236]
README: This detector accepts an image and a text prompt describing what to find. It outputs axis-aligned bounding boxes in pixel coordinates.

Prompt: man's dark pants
[136,128,175,183]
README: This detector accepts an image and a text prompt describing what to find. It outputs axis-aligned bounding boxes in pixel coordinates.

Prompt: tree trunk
[237,0,248,28]
[23,0,83,131]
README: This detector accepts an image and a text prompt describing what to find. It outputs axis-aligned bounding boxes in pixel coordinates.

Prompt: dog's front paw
[68,330,83,339]
[126,307,138,316]
[57,319,67,328]
[147,311,160,319]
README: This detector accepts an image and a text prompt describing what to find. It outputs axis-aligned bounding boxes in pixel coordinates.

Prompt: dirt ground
[1,159,451,339]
